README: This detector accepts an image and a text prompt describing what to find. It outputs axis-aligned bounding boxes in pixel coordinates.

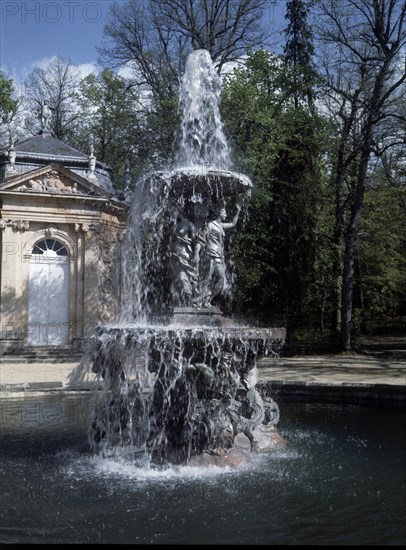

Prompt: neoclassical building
[0,130,129,352]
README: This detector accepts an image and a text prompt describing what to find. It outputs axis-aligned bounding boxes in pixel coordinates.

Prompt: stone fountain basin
[85,323,286,466]
[89,324,286,374]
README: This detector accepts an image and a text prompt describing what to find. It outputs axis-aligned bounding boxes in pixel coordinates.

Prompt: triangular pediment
[0,163,111,198]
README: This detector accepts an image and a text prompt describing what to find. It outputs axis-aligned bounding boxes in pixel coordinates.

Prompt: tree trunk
[330,150,348,338]
[339,68,388,350]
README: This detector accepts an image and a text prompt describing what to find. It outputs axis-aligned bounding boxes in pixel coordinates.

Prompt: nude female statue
[194,203,241,307]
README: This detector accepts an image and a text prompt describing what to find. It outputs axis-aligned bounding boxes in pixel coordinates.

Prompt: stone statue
[40,100,52,131]
[8,143,16,165]
[170,211,198,306]
[88,145,97,180]
[5,143,16,176]
[194,202,241,307]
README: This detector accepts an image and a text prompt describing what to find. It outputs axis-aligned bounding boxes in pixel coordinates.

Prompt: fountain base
[86,322,285,467]
[188,427,288,468]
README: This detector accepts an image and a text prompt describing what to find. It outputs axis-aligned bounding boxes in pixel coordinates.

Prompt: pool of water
[0,393,405,544]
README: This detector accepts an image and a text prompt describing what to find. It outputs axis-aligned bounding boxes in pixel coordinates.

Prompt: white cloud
[31,56,98,79]
[1,56,98,90]
[76,63,98,79]
[0,63,30,87]
[31,55,59,71]
[117,61,138,80]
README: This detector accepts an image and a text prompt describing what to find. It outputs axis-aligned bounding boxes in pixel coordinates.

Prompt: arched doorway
[28,239,69,346]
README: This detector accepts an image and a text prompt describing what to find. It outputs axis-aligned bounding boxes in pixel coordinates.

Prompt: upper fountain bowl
[147,168,253,200]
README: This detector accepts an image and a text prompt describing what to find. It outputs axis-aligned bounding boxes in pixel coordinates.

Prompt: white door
[28,239,69,346]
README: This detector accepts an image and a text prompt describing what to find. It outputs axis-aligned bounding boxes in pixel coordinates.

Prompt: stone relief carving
[27,179,44,191]
[15,172,85,195]
[74,223,100,233]
[14,220,30,232]
[44,226,57,238]
[0,219,30,232]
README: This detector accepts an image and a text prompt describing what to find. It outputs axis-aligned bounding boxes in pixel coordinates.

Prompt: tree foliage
[74,69,144,186]
[222,50,324,336]
[357,171,406,323]
[0,72,19,147]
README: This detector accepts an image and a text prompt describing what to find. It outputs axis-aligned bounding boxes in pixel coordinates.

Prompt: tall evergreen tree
[283,0,315,110]
[270,109,322,338]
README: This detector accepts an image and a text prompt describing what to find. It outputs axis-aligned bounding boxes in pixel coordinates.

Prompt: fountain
[81,49,286,467]
[2,55,404,547]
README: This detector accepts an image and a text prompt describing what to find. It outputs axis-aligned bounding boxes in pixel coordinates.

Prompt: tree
[98,0,274,163]
[23,57,81,140]
[151,0,270,70]
[284,0,315,109]
[75,69,144,186]
[222,50,323,337]
[0,72,20,147]
[99,0,272,76]
[221,51,282,319]
[313,0,406,350]
[270,109,322,338]
[356,168,406,331]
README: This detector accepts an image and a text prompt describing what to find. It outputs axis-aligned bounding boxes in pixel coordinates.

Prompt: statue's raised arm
[221,203,241,230]
[194,203,242,308]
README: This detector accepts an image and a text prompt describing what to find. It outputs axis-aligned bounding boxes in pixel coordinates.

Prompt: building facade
[0,132,129,352]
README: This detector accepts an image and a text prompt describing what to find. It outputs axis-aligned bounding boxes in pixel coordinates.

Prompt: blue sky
[0,0,117,81]
[1,0,286,84]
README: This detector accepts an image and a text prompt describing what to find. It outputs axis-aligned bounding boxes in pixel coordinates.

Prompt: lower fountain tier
[86,323,285,465]
[90,324,286,374]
